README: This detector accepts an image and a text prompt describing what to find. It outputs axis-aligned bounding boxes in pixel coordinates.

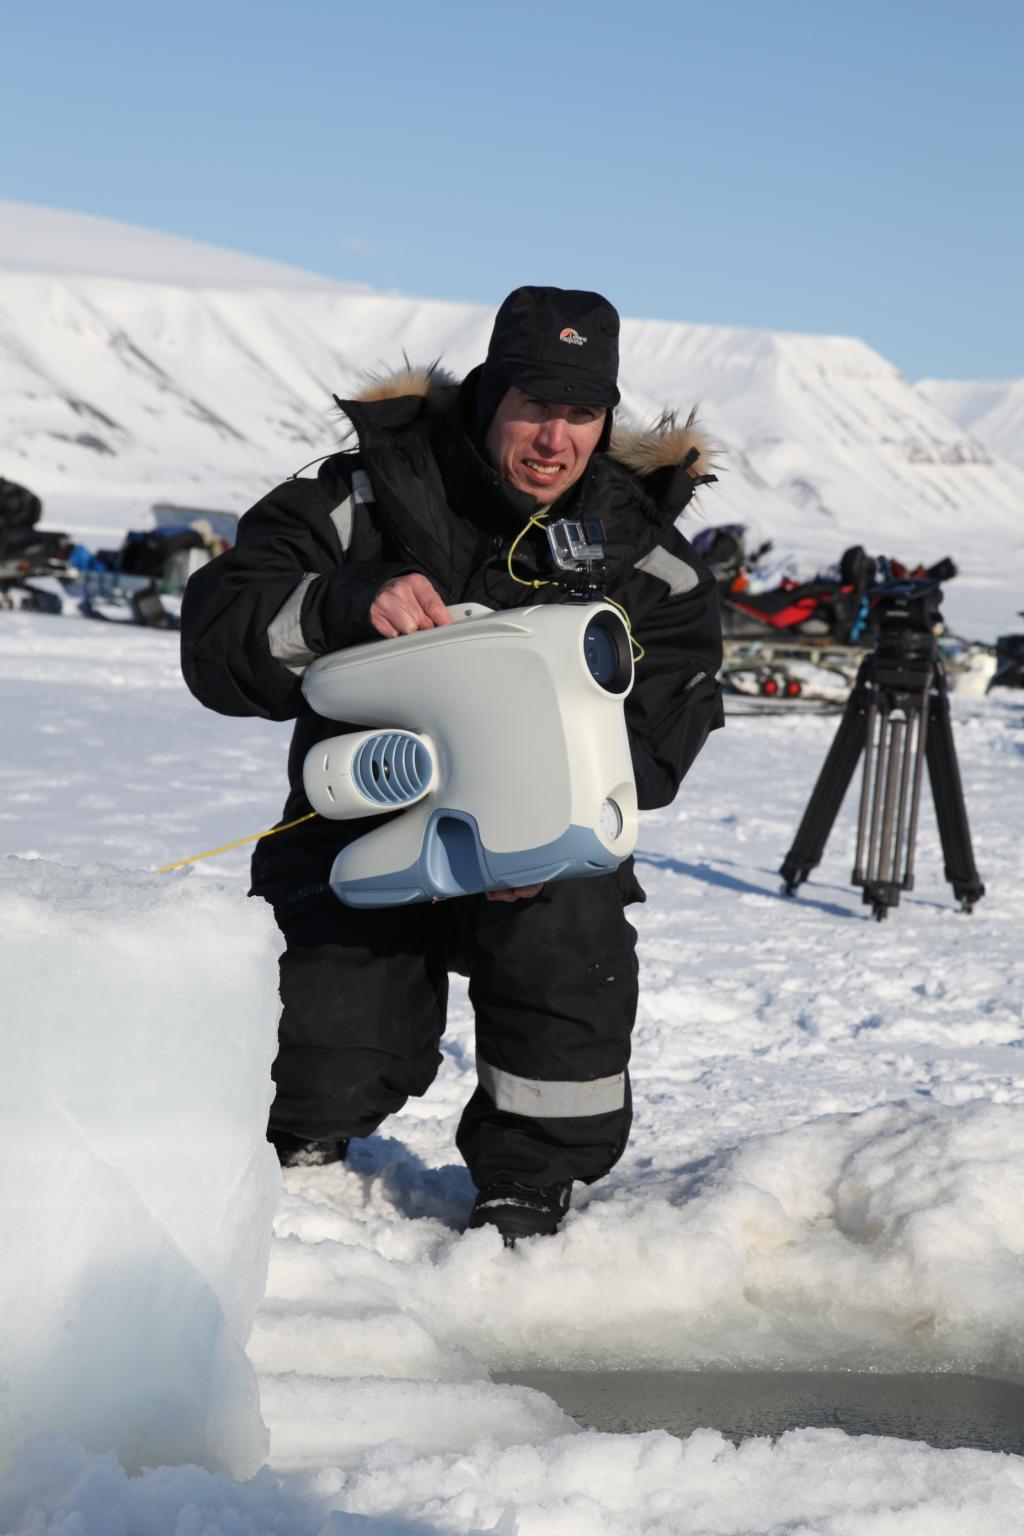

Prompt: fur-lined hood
[344,362,719,489]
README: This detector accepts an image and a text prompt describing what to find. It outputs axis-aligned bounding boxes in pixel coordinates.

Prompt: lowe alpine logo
[559,327,588,346]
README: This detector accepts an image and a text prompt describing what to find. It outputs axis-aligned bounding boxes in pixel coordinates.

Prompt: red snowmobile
[693,525,957,704]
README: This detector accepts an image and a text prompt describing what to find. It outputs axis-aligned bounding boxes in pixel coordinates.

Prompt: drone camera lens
[582,614,632,693]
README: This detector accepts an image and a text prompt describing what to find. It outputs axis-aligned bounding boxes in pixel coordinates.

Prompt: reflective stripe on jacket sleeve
[267,572,318,674]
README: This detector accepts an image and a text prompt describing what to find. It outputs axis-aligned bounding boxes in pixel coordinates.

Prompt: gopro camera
[546,517,607,577]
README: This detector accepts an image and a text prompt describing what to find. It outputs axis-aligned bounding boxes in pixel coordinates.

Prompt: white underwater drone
[301,601,639,906]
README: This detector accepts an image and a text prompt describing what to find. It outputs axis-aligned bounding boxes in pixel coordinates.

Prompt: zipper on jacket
[369,499,450,594]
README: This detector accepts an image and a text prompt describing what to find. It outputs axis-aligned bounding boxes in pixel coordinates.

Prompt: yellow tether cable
[155,811,318,874]
[605,596,645,663]
[506,510,556,592]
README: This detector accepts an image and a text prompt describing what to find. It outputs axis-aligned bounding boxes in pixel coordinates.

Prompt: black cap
[475,286,620,435]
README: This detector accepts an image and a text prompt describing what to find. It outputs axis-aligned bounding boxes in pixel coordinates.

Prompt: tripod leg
[859,706,922,920]
[899,692,931,894]
[780,682,868,893]
[875,716,906,888]
[892,705,924,890]
[862,703,891,887]
[925,679,985,910]
[852,700,879,884]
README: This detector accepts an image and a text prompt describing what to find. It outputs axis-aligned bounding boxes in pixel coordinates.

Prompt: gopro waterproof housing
[546,517,607,576]
[301,601,638,906]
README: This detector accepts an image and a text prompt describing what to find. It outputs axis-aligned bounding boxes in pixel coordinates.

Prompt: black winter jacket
[180,367,724,916]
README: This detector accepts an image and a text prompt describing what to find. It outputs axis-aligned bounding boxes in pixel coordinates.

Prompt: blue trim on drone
[329,807,622,907]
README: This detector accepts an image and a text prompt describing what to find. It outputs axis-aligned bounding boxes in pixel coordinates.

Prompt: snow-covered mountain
[1,199,1022,570]
[0,200,357,291]
[916,376,1024,472]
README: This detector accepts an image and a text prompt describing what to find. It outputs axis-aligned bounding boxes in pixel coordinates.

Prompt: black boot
[268,1128,350,1168]
[467,1181,572,1247]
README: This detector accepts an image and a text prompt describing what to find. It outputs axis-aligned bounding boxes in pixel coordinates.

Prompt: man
[181,286,723,1244]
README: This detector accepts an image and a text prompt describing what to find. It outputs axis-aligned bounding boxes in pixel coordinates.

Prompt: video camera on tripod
[780,575,985,920]
[869,575,942,665]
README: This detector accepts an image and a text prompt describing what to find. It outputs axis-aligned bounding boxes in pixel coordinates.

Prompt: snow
[4,1430,1024,1536]
[1,201,1023,1530]
[917,376,1024,473]
[1,607,1022,1532]
[0,855,281,1478]
[0,199,355,291]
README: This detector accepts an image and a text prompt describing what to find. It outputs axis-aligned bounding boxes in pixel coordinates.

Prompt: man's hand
[485,883,545,903]
[370,574,452,638]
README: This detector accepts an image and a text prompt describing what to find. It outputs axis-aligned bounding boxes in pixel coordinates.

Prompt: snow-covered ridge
[916,375,1024,472]
[0,199,354,290]
[1,200,1022,568]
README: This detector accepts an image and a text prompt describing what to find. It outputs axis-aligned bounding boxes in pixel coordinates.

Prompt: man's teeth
[524,460,561,476]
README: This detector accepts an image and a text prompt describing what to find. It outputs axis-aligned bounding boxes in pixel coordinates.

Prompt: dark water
[496,1369,1024,1455]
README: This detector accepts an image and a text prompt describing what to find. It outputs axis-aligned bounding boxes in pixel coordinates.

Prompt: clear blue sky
[3,0,1021,380]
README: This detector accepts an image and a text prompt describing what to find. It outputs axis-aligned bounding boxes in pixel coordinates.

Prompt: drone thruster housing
[301,601,639,906]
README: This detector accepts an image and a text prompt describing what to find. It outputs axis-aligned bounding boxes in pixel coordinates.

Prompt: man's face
[484,387,606,505]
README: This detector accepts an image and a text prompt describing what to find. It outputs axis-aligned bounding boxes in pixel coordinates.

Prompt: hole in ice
[494,1369,1024,1455]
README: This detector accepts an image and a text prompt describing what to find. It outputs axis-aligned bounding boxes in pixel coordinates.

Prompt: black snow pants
[269,864,642,1188]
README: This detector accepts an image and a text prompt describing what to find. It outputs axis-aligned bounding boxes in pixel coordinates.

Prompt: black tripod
[780,582,985,920]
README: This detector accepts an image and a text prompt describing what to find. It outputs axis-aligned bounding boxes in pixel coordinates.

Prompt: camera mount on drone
[779,577,985,920]
[545,516,609,599]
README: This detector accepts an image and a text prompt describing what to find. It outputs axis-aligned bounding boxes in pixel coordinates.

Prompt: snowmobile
[719,543,885,646]
[78,514,236,628]
[0,477,75,612]
[693,525,962,707]
[704,534,880,704]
